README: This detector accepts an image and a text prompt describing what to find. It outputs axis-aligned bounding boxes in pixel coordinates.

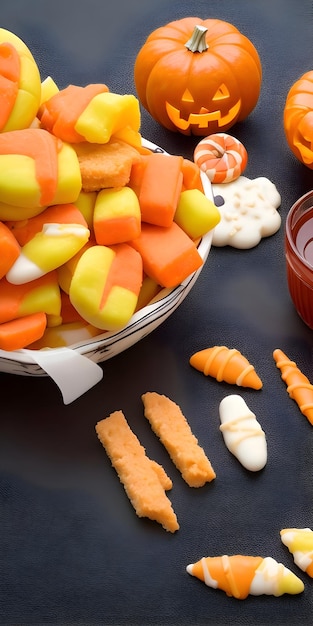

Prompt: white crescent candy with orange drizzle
[219,394,267,471]
[194,132,248,184]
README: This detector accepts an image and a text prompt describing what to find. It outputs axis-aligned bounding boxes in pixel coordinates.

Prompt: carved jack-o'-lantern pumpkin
[284,71,313,168]
[134,17,262,136]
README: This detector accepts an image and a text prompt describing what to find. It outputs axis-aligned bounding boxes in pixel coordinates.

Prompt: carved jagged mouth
[165,100,241,130]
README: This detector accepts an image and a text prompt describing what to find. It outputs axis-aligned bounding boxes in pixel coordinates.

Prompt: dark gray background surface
[1,1,313,624]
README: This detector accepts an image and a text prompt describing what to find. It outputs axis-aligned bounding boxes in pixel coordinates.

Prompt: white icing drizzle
[200,557,218,589]
[219,412,265,449]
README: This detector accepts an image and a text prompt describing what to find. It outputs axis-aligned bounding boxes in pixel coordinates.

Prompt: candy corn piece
[39,85,140,144]
[190,346,263,389]
[93,186,141,245]
[219,394,267,471]
[0,272,61,324]
[6,222,90,284]
[280,528,313,577]
[6,202,89,246]
[69,243,143,330]
[0,28,41,132]
[0,221,20,279]
[273,348,313,425]
[186,555,304,598]
[0,129,82,220]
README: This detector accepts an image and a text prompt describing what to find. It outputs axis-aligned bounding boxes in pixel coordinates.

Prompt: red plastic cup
[285,190,313,329]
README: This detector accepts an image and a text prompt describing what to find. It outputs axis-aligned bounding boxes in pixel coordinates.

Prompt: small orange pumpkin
[134,17,262,136]
[284,71,313,168]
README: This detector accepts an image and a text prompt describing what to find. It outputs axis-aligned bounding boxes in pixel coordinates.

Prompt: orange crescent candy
[273,348,313,425]
[194,133,248,184]
[190,345,263,390]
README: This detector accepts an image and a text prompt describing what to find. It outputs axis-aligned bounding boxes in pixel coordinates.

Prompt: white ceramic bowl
[0,140,213,401]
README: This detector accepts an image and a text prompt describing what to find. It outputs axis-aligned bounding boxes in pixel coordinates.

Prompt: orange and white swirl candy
[194,133,248,184]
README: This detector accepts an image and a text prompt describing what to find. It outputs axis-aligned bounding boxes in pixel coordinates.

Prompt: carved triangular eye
[181,88,194,103]
[213,83,230,101]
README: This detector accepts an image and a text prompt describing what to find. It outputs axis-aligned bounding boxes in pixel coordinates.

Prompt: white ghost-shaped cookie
[212,176,281,248]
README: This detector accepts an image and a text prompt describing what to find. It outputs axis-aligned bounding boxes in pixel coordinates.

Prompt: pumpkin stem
[185,25,208,53]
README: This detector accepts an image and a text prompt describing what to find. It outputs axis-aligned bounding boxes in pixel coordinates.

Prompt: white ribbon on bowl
[22,347,103,404]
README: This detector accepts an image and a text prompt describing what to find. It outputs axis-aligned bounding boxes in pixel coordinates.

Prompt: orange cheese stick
[38,83,110,143]
[0,220,20,278]
[0,311,47,350]
[138,153,183,227]
[5,203,88,246]
[0,271,61,324]
[190,346,263,389]
[130,221,203,288]
[273,348,313,425]
[186,555,304,598]
[95,410,179,532]
[142,391,216,487]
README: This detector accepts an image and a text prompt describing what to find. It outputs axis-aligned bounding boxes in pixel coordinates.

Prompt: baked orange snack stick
[0,311,47,351]
[130,221,203,288]
[190,346,263,389]
[0,221,20,279]
[138,153,183,227]
[273,348,313,425]
[93,186,141,245]
[186,555,304,598]
[0,271,61,324]
[95,410,179,532]
[142,392,216,487]
[69,243,143,330]
[280,528,313,577]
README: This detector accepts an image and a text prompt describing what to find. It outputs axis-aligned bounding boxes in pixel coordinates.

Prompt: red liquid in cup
[286,191,313,329]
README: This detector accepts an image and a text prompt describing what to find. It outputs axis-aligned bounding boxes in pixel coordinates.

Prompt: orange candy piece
[190,346,263,389]
[130,221,203,289]
[0,220,20,278]
[138,153,183,227]
[273,348,313,425]
[0,311,47,350]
